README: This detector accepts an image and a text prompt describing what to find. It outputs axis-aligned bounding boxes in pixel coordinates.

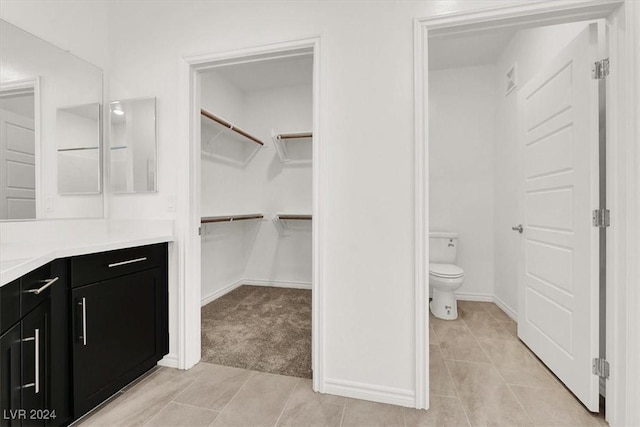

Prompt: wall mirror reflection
[0,19,104,220]
[57,103,101,194]
[110,97,157,193]
[0,83,36,219]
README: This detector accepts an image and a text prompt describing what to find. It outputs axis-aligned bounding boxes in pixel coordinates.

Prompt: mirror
[57,103,101,194]
[109,97,157,193]
[0,19,103,220]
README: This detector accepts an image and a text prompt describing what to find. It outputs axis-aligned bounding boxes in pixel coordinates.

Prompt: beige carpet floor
[201,285,312,379]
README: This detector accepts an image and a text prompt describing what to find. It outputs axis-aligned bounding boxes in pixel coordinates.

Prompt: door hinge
[593,358,610,379]
[592,58,610,79]
[198,226,202,236]
[592,208,610,228]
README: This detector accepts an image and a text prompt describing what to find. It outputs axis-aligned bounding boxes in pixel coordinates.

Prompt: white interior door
[0,108,36,219]
[517,23,600,411]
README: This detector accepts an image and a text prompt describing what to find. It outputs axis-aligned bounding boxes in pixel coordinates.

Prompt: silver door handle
[27,276,59,295]
[80,298,87,346]
[22,328,40,394]
[512,224,523,233]
[108,257,147,268]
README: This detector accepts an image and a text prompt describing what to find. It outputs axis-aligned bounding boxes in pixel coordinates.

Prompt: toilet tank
[429,232,459,263]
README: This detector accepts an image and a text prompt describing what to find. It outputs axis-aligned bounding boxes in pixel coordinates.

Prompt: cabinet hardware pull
[22,329,40,393]
[108,257,147,268]
[27,276,59,294]
[80,298,87,346]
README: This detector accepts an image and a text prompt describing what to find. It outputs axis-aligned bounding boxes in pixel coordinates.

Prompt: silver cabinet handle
[108,257,147,268]
[80,298,87,346]
[512,224,523,233]
[22,328,40,393]
[27,276,59,294]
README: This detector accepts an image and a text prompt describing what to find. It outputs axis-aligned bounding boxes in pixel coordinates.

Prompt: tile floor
[76,301,607,426]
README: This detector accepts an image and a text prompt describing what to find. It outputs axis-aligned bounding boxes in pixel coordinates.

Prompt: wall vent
[505,63,518,95]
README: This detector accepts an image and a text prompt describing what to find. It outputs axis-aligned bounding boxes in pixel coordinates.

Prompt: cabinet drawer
[70,244,166,288]
[21,262,58,317]
[0,279,21,336]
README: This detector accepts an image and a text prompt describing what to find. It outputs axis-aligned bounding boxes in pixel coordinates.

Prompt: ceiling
[209,55,313,92]
[428,28,517,70]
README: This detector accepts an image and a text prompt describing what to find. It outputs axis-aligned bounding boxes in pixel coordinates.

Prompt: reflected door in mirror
[0,88,35,219]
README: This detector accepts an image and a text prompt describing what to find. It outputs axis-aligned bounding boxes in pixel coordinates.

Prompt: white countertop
[0,220,174,286]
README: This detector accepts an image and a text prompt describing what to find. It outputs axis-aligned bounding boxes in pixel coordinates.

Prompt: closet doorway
[187,43,319,382]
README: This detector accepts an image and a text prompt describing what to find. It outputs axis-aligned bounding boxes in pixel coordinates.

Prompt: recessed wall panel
[526,187,573,231]
[525,287,573,356]
[526,240,573,294]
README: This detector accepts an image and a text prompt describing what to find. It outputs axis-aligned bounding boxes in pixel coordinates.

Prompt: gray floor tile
[277,379,344,426]
[173,363,252,411]
[79,371,195,427]
[405,395,469,427]
[446,359,533,426]
[342,398,405,427]
[429,345,457,397]
[209,372,298,427]
[510,385,605,426]
[431,317,491,364]
[476,337,559,389]
[144,403,219,427]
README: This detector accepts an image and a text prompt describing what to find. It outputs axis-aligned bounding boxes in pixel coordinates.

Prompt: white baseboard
[242,278,312,290]
[201,278,311,306]
[493,295,518,321]
[201,279,244,306]
[324,378,415,408]
[158,353,179,369]
[455,292,494,302]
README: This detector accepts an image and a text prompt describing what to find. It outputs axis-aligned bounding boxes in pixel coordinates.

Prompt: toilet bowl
[429,232,464,320]
[429,263,464,320]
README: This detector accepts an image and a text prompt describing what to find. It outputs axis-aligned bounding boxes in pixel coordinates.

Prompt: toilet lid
[429,263,464,278]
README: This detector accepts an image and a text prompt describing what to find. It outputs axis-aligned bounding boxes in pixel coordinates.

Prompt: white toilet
[429,232,465,320]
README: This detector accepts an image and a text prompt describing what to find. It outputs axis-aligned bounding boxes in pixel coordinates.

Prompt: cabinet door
[71,268,162,416]
[0,323,22,427]
[21,303,49,427]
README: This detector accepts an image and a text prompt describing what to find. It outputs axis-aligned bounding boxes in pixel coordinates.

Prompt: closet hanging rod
[277,132,313,140]
[201,214,264,224]
[200,109,264,146]
[277,214,312,220]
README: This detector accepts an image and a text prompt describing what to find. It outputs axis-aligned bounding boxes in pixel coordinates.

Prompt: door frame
[0,77,41,219]
[177,36,324,391]
[414,0,640,422]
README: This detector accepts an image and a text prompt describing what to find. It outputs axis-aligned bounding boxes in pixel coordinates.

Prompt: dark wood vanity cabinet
[0,260,71,427]
[69,243,168,419]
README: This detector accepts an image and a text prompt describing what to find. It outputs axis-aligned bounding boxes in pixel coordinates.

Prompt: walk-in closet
[199,53,313,379]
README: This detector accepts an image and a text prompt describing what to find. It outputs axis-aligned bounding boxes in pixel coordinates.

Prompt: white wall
[0,0,109,70]
[429,65,496,299]
[492,21,591,314]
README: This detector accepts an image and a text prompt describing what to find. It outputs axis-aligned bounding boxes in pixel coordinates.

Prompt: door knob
[512,224,523,233]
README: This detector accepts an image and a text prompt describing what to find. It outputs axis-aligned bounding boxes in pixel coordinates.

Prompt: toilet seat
[429,263,464,279]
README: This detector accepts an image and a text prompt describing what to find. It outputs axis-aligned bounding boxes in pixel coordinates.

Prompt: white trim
[323,378,415,408]
[157,353,179,369]
[200,279,312,307]
[416,1,637,423]
[178,35,324,390]
[492,295,518,322]
[241,279,312,290]
[412,18,428,411]
[200,279,244,306]
[455,292,494,303]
